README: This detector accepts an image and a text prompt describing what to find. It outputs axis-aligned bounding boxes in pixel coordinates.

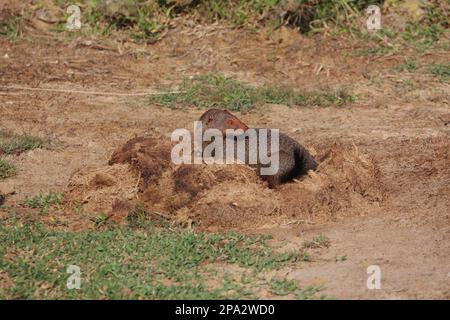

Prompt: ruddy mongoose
[198,109,317,188]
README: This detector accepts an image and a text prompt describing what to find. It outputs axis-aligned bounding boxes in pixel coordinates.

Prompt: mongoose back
[198,109,318,188]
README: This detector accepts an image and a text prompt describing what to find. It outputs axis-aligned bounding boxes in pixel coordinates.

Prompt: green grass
[428,63,450,82]
[0,132,45,181]
[296,286,330,300]
[202,0,280,27]
[0,158,17,180]
[303,234,330,249]
[0,15,24,43]
[395,79,414,93]
[4,0,447,49]
[49,0,385,34]
[0,221,306,299]
[0,132,46,155]
[269,279,326,299]
[392,61,449,83]
[354,11,447,56]
[395,60,418,73]
[309,0,383,31]
[269,278,298,296]
[148,74,355,111]
[336,255,347,262]
[51,0,171,41]
[401,22,444,52]
[46,0,388,38]
[23,192,63,215]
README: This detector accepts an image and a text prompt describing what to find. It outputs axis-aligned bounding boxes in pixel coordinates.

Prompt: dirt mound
[65,136,384,230]
[65,163,139,220]
[279,143,384,222]
[108,136,173,187]
[0,1,22,18]
[186,142,384,230]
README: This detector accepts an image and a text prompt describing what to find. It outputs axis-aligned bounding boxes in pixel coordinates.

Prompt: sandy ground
[0,23,449,299]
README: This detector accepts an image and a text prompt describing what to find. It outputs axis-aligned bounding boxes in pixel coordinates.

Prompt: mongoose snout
[199,109,249,133]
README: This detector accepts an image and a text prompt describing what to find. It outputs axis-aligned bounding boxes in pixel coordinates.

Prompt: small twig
[0,85,185,97]
[133,172,142,192]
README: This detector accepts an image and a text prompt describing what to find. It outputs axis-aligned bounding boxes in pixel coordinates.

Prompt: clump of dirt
[0,1,22,20]
[65,136,384,230]
[109,136,173,187]
[65,163,139,219]
[279,143,385,222]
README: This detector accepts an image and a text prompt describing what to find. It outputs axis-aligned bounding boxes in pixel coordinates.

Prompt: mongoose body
[198,109,317,188]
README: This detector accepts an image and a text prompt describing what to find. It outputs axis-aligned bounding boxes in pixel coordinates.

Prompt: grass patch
[428,63,450,82]
[269,279,325,299]
[23,192,63,215]
[0,14,24,43]
[51,0,172,42]
[296,286,329,300]
[201,0,280,28]
[303,234,330,249]
[50,0,386,35]
[309,0,383,32]
[148,74,355,111]
[0,222,303,299]
[5,1,447,48]
[354,3,448,57]
[395,59,418,73]
[0,132,46,155]
[401,22,444,52]
[0,158,16,180]
[394,79,414,93]
[269,278,298,296]
[355,24,444,57]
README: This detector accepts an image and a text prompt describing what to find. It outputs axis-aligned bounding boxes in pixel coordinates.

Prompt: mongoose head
[199,109,249,134]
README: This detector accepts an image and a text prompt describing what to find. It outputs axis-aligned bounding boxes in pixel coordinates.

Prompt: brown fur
[108,136,172,187]
[198,109,318,188]
[199,109,249,133]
